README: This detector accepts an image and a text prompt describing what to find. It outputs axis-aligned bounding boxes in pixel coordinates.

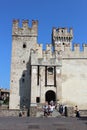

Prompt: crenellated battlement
[82,43,87,53]
[52,27,73,36]
[83,43,87,47]
[12,19,38,36]
[52,27,73,44]
[22,20,29,28]
[46,44,52,52]
[73,43,80,52]
[12,19,87,59]
[54,42,87,52]
[31,43,87,60]
[31,46,62,66]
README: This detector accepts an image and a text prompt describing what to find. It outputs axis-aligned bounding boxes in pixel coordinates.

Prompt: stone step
[52,109,61,117]
[36,109,61,117]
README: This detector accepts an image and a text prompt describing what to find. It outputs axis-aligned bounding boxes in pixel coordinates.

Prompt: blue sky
[0,0,87,89]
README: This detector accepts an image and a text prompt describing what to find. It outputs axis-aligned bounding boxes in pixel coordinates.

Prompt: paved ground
[0,116,87,130]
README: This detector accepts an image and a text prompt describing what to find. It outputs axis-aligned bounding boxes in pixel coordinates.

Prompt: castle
[9,19,87,114]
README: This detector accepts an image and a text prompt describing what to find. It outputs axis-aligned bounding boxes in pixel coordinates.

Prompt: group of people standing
[43,101,68,117]
[43,101,55,117]
[59,104,68,116]
[58,104,80,117]
[43,101,80,118]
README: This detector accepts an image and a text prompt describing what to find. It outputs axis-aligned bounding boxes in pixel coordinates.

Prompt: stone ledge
[0,109,27,117]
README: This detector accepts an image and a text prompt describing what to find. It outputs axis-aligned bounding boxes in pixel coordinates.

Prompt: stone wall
[30,107,37,117]
[0,109,27,117]
[62,59,87,109]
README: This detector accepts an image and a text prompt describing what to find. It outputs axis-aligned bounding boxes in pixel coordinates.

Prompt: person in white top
[49,103,55,116]
[43,101,49,117]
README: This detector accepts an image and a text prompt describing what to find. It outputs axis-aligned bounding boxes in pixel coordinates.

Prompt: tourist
[43,102,49,117]
[19,111,22,117]
[64,106,68,117]
[49,103,55,116]
[59,104,63,115]
[75,105,80,118]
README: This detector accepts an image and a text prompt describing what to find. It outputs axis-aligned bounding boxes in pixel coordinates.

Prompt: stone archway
[45,90,56,103]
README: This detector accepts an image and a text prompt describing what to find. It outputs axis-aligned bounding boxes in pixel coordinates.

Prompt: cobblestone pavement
[0,116,87,130]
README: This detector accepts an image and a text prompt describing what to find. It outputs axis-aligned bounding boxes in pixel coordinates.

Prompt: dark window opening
[23,60,25,63]
[54,66,56,87]
[45,66,47,86]
[23,44,26,48]
[37,66,39,85]
[48,67,53,74]
[63,43,65,45]
[62,30,64,33]
[36,97,40,103]
[22,73,25,77]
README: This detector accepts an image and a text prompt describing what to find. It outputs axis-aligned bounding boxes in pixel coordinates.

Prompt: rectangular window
[45,66,47,86]
[36,97,40,103]
[37,66,39,85]
[54,66,56,87]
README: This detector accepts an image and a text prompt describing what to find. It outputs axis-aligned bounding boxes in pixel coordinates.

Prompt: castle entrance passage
[45,90,56,103]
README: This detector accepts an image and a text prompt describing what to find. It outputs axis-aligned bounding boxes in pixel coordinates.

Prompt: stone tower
[9,19,38,109]
[52,27,73,51]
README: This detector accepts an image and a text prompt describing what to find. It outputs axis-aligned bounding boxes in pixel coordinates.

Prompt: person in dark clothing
[64,106,68,117]
[19,111,22,117]
[75,106,80,118]
[59,104,63,115]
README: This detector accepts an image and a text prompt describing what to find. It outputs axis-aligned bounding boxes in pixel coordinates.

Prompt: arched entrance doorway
[45,90,56,103]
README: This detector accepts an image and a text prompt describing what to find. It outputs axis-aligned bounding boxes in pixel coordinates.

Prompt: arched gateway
[45,90,56,103]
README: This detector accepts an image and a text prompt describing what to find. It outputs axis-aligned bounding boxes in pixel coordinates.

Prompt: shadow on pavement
[79,116,87,125]
[79,116,87,120]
